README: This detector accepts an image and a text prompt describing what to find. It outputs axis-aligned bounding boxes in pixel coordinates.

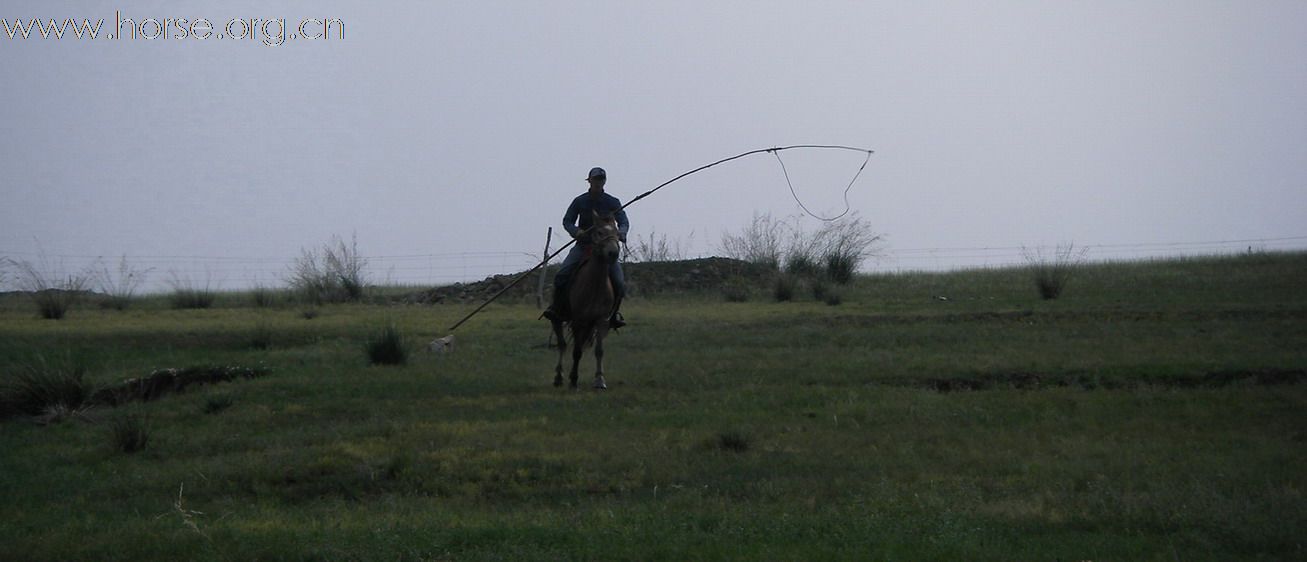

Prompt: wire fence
[878,235,1307,272]
[2,235,1305,293]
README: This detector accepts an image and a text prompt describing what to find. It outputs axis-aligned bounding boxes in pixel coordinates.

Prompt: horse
[550,211,622,389]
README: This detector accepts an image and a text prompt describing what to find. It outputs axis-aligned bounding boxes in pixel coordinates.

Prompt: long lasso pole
[444,144,875,333]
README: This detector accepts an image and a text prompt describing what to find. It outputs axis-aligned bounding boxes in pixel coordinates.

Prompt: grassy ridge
[1,253,1305,560]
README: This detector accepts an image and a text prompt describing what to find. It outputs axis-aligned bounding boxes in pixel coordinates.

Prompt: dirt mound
[402,257,774,304]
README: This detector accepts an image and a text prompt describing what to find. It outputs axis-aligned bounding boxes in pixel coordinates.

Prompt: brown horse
[550,212,622,389]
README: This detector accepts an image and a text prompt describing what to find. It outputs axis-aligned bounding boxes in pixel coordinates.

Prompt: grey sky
[3,1,1305,288]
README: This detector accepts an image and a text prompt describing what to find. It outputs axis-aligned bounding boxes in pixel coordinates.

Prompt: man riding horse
[542,166,629,329]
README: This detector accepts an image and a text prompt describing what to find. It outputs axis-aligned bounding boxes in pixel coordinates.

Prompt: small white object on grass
[428,335,455,353]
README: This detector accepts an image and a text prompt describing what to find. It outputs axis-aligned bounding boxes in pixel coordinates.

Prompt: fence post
[536,227,552,309]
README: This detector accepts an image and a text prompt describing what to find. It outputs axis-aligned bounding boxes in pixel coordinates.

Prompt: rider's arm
[562,197,582,239]
[615,206,630,242]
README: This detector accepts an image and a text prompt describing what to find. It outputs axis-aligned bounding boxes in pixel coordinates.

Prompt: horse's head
[589,210,622,264]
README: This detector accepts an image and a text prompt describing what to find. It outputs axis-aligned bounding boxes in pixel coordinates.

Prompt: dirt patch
[92,365,269,406]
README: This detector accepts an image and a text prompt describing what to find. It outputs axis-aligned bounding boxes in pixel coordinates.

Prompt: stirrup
[609,311,626,330]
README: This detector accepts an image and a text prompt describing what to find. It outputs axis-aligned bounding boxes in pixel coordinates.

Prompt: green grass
[0,253,1304,560]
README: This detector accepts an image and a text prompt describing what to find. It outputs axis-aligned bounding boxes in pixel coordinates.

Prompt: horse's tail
[568,320,597,351]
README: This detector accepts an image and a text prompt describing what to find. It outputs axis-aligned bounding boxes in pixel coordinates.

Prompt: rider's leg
[608,260,626,328]
[542,245,585,322]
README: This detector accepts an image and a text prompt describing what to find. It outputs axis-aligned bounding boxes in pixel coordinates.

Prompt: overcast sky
[3,1,1304,288]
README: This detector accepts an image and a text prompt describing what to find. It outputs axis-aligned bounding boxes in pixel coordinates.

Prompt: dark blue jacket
[563,192,630,242]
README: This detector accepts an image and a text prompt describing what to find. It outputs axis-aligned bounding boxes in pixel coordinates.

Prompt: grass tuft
[772,274,796,302]
[0,356,94,418]
[202,394,234,415]
[1025,244,1089,300]
[250,323,274,350]
[722,281,750,303]
[365,323,408,366]
[824,251,858,285]
[109,413,150,453]
[251,285,278,308]
[714,430,751,452]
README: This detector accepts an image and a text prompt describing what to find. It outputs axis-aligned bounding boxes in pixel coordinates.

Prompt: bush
[250,323,274,350]
[10,251,93,320]
[94,255,151,311]
[167,272,217,309]
[824,291,844,306]
[288,233,369,304]
[811,277,829,301]
[0,355,94,418]
[719,212,785,270]
[626,229,694,263]
[1024,244,1088,300]
[109,413,150,453]
[772,274,796,302]
[721,212,882,284]
[714,431,751,453]
[722,280,750,303]
[365,323,408,366]
[816,214,881,284]
[784,252,822,278]
[824,251,859,284]
[203,395,234,415]
[251,284,278,308]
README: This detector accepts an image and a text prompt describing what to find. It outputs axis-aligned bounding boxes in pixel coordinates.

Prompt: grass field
[1,253,1304,561]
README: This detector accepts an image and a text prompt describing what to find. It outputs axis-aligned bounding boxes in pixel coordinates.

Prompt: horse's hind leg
[592,332,607,390]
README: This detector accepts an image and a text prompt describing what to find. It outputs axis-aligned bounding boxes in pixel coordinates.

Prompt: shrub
[288,233,369,304]
[365,323,408,366]
[250,323,274,350]
[251,284,277,308]
[784,252,822,278]
[714,431,751,453]
[109,413,150,453]
[811,276,829,301]
[0,355,94,418]
[824,251,859,284]
[721,212,882,284]
[815,214,881,284]
[168,271,217,309]
[772,274,796,302]
[94,255,151,311]
[626,229,694,263]
[719,212,785,270]
[1024,244,1088,300]
[10,251,93,320]
[722,281,750,303]
[824,291,843,306]
[301,309,320,320]
[203,395,234,415]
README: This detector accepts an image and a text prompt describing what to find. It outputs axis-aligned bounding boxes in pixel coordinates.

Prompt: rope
[772,148,872,222]
[445,144,876,332]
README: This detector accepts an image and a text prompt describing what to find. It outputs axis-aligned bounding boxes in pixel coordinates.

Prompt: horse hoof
[553,377,563,388]
[593,377,608,390]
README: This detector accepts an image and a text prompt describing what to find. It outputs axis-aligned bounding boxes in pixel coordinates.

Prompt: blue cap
[587,167,606,180]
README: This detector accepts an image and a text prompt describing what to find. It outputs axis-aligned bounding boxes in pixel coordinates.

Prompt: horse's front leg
[569,330,584,390]
[592,328,607,390]
[552,321,567,387]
